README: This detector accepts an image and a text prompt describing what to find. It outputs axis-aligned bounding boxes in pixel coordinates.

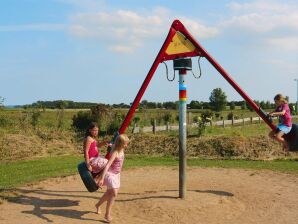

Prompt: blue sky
[1,0,298,106]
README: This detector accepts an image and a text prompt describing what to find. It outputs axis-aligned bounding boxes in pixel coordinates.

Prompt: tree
[189,100,201,109]
[230,102,235,110]
[209,88,227,112]
[241,101,247,110]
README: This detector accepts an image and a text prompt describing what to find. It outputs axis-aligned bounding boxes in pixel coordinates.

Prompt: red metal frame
[118,19,276,135]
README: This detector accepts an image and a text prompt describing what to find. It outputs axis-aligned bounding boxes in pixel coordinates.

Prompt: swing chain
[163,61,175,82]
[191,56,202,79]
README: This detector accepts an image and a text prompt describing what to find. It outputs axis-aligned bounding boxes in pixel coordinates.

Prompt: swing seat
[77,162,99,192]
[285,123,298,151]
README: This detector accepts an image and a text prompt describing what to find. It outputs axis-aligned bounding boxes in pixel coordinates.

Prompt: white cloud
[109,45,134,53]
[227,1,293,13]
[68,7,219,53]
[222,1,298,33]
[217,0,298,53]
[180,18,219,39]
[262,57,298,74]
[267,37,298,51]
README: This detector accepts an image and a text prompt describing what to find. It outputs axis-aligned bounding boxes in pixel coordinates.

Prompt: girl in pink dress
[96,134,130,222]
[83,122,108,174]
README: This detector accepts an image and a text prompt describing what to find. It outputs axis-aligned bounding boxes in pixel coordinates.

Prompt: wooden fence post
[153,119,156,134]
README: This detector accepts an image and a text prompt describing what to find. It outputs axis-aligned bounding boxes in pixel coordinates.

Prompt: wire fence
[131,115,298,134]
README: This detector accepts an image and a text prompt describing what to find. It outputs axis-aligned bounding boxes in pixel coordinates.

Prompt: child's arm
[98,151,118,186]
[83,137,93,171]
[269,109,286,117]
[97,140,109,148]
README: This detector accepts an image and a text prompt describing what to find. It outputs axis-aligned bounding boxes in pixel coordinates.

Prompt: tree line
[5,88,294,112]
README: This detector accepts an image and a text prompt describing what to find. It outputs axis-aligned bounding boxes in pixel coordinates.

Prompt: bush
[72,106,124,136]
[72,111,93,132]
[133,116,140,126]
[106,112,123,135]
[0,116,12,127]
[227,112,234,120]
[196,111,213,137]
[215,113,220,119]
[31,111,41,129]
[163,113,172,123]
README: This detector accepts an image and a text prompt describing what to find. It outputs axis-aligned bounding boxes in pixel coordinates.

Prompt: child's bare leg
[94,175,101,186]
[105,188,118,222]
[268,130,275,139]
[95,191,110,214]
[275,131,288,151]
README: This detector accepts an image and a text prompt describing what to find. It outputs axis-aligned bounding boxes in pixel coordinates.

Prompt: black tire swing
[78,133,118,192]
[285,124,298,151]
[77,162,99,192]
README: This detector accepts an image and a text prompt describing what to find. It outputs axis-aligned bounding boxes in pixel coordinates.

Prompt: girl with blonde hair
[95,134,130,222]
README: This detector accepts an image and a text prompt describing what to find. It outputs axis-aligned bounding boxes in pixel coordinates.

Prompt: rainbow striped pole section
[178,68,187,199]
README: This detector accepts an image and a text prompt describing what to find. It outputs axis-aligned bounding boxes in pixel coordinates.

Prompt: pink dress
[104,152,124,189]
[88,140,108,174]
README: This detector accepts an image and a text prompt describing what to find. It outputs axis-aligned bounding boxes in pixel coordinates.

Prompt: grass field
[1,108,298,193]
[0,107,277,130]
[1,155,297,190]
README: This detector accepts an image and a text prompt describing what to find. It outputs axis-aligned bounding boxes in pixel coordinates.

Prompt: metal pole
[179,68,187,199]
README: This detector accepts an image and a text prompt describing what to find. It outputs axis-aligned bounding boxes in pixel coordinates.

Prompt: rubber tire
[285,123,298,151]
[77,162,99,192]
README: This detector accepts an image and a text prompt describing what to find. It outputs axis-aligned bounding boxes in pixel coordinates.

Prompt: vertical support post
[179,68,187,199]
[174,57,192,199]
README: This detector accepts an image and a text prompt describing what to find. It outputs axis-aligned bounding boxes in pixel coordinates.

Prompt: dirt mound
[1,132,296,162]
[0,131,79,161]
[128,134,290,159]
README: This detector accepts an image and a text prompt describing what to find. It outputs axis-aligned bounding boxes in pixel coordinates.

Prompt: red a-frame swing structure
[78,19,298,194]
[118,19,276,134]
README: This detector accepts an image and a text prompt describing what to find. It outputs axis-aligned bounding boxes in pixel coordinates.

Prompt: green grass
[0,155,82,189]
[1,155,297,190]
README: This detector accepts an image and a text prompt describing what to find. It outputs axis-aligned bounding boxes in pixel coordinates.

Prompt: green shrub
[227,112,234,120]
[0,117,12,127]
[72,111,93,132]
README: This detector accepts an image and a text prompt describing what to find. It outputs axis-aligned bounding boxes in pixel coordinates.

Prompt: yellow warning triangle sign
[165,32,196,55]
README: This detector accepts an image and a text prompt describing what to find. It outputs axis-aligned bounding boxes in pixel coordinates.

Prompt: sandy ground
[0,167,298,224]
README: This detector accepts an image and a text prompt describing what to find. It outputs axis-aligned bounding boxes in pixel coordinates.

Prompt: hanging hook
[163,61,175,81]
[191,56,202,79]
